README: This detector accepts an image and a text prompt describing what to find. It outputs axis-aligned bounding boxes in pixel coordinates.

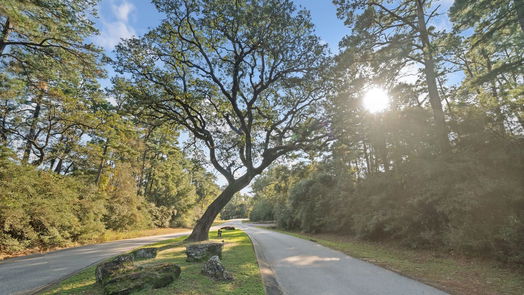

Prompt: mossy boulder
[130,247,158,260]
[201,255,234,281]
[102,263,181,295]
[185,242,223,262]
[95,254,134,284]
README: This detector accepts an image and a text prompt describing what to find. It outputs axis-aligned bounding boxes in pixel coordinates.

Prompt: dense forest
[249,0,524,264]
[0,0,222,253]
[1,0,523,264]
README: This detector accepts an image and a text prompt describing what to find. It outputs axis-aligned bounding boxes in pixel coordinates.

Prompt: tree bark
[481,51,506,132]
[0,17,11,56]
[185,175,252,241]
[95,140,109,185]
[54,158,64,174]
[22,95,42,163]
[415,0,450,153]
[363,142,372,175]
[515,0,524,33]
[0,100,8,144]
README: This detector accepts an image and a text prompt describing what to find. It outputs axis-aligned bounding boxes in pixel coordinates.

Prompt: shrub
[249,198,274,222]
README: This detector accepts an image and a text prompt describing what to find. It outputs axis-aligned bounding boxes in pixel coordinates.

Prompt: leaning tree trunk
[22,96,42,163]
[185,175,252,242]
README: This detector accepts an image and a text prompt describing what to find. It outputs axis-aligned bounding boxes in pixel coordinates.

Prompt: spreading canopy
[114,0,331,182]
[114,0,332,240]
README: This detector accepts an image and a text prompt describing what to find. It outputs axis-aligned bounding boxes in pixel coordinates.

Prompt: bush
[101,163,152,231]
[0,149,154,254]
[249,198,274,222]
[0,149,105,253]
[147,204,176,228]
[285,173,336,233]
[344,139,524,262]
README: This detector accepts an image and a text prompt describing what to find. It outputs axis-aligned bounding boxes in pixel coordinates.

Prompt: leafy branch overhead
[114,0,333,184]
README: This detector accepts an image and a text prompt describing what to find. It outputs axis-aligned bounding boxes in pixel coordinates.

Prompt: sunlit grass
[270,229,524,295]
[43,230,264,295]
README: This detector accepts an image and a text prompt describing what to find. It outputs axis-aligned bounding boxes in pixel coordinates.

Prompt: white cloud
[96,20,136,49]
[112,1,135,22]
[95,0,136,50]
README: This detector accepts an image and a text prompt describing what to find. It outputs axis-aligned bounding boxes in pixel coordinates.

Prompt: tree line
[250,0,524,264]
[1,0,523,262]
[0,0,220,254]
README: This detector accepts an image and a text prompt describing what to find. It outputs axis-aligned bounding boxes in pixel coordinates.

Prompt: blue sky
[93,0,348,54]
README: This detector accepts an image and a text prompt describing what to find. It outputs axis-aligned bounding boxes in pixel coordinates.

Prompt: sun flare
[362,87,390,113]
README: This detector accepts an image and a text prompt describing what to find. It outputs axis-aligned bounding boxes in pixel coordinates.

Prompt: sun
[362,87,390,113]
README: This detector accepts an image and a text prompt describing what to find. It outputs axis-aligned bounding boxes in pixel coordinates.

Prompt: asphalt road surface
[1,220,448,295]
[235,220,448,295]
[0,230,198,295]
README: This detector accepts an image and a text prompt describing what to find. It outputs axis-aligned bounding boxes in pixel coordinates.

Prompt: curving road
[236,220,448,295]
[0,220,448,295]
[0,230,198,295]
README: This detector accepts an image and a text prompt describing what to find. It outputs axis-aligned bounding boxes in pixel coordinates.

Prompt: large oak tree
[113,0,332,241]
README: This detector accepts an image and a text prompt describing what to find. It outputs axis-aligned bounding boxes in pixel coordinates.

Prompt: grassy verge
[43,229,265,295]
[269,228,523,295]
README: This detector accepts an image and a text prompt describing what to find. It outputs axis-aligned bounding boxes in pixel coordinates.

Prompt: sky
[91,0,457,190]
[93,0,348,54]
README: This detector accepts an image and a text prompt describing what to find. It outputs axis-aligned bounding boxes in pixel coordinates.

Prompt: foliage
[253,111,524,263]
[249,198,274,222]
[113,0,332,240]
[0,147,105,252]
[221,193,251,220]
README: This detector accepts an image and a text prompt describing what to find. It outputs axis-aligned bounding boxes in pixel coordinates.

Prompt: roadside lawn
[270,228,523,295]
[43,229,265,295]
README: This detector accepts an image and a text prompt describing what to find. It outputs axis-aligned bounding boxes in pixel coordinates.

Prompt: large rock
[220,226,236,230]
[130,247,158,260]
[201,255,234,281]
[95,254,134,284]
[185,242,223,262]
[103,263,181,295]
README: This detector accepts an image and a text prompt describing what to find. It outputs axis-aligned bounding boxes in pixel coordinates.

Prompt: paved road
[235,220,448,295]
[1,220,448,295]
[0,230,201,295]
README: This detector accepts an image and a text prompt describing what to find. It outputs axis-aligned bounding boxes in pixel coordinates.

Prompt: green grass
[269,228,524,295]
[43,230,265,295]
